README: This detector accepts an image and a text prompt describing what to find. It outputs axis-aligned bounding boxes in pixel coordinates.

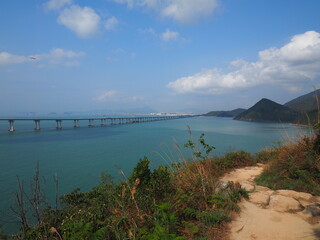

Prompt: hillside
[204,108,246,117]
[285,89,320,113]
[234,98,299,123]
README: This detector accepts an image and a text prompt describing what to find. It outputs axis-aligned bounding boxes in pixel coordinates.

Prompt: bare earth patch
[222,164,320,240]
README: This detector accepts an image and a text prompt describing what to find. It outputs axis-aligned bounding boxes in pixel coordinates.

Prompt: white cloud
[58,5,101,38]
[161,29,179,41]
[168,31,320,94]
[139,28,181,42]
[161,0,218,23]
[43,48,85,59]
[97,90,119,102]
[0,48,84,66]
[45,0,72,10]
[112,0,219,23]
[0,52,28,65]
[105,16,119,30]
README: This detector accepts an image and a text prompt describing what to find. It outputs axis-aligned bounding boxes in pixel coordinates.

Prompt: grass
[255,133,320,195]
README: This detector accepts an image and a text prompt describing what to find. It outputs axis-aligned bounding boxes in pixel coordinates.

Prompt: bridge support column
[8,120,14,132]
[73,120,80,128]
[101,119,106,126]
[89,119,94,127]
[34,120,41,131]
[56,120,62,130]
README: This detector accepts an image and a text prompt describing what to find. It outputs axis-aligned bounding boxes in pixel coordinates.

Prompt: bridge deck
[0,115,199,132]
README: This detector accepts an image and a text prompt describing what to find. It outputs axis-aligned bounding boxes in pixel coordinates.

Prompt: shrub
[256,136,320,195]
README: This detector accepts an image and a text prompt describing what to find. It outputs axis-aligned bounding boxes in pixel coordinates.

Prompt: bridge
[0,115,199,132]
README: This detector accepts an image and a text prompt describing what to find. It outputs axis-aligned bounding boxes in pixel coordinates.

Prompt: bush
[256,136,320,195]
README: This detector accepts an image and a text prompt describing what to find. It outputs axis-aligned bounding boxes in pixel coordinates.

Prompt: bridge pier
[101,119,106,126]
[34,120,41,131]
[56,120,62,130]
[88,119,94,127]
[8,120,14,132]
[73,120,80,128]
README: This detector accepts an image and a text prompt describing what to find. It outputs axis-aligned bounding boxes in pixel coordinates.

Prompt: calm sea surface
[0,116,305,233]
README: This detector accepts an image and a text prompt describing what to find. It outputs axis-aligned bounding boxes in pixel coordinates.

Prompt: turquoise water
[0,116,303,233]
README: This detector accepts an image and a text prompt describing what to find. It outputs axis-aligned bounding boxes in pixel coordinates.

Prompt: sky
[0,0,320,115]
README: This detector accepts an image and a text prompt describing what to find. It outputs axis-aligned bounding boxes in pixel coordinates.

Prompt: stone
[275,190,312,201]
[269,195,302,212]
[304,203,320,217]
[249,191,272,206]
[240,181,255,191]
[215,180,232,192]
[255,185,272,192]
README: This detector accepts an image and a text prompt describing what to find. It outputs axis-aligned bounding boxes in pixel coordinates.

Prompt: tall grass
[255,90,320,195]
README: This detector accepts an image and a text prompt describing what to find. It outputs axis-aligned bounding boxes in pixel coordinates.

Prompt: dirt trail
[222,165,320,240]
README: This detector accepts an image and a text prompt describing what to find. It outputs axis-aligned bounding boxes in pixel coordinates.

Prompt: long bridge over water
[0,115,199,132]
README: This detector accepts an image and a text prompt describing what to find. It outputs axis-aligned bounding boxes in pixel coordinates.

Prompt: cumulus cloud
[45,0,72,10]
[168,31,320,94]
[105,16,119,30]
[97,90,119,102]
[161,29,179,41]
[0,52,28,65]
[58,5,101,38]
[0,48,84,66]
[113,0,219,23]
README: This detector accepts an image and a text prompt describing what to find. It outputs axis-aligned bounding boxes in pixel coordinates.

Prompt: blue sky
[0,0,319,115]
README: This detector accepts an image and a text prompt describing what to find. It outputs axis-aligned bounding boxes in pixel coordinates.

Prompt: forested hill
[234,98,299,123]
[285,89,320,113]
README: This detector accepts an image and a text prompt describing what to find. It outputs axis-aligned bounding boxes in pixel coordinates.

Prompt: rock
[269,195,302,212]
[249,191,272,206]
[240,181,255,191]
[299,199,312,208]
[255,185,272,192]
[216,180,241,192]
[275,190,312,201]
[304,203,320,217]
[215,180,232,192]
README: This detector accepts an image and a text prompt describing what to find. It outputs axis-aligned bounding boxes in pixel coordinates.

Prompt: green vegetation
[255,130,320,195]
[205,90,320,124]
[233,90,320,124]
[6,134,255,240]
[234,98,299,123]
[284,89,320,113]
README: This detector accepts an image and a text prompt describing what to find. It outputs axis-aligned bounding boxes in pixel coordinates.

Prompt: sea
[0,115,307,234]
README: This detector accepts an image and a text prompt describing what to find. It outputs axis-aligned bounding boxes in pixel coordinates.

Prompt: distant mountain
[285,89,320,113]
[204,108,246,117]
[235,98,299,123]
[283,89,320,125]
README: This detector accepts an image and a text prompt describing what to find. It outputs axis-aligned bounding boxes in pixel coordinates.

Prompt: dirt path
[222,164,320,240]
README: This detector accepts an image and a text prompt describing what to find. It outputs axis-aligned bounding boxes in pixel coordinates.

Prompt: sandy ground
[222,165,320,240]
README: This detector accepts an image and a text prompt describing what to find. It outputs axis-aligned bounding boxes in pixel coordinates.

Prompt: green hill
[234,98,299,123]
[285,89,320,113]
[284,89,320,125]
[204,108,246,117]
